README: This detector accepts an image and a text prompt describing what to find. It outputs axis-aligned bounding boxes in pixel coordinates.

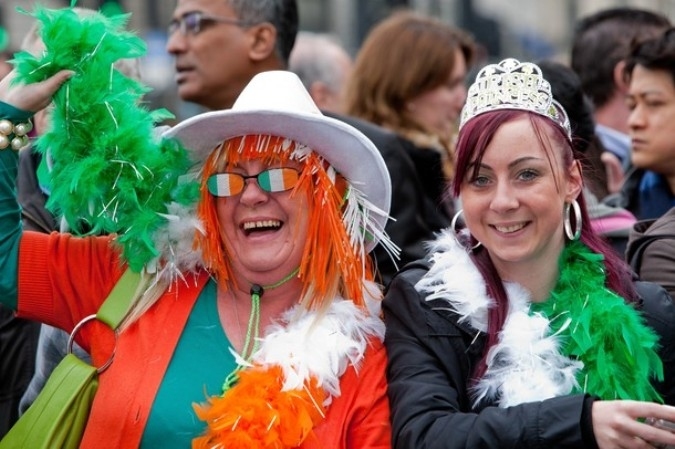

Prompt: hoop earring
[563,199,582,241]
[450,209,464,235]
[451,209,482,250]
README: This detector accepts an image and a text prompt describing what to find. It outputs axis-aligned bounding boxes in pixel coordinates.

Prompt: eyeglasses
[168,11,251,36]
[207,168,300,197]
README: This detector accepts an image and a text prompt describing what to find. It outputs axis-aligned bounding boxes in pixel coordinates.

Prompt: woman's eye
[470,175,490,187]
[518,169,538,181]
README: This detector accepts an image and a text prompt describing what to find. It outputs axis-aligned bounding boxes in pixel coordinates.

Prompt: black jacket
[383,261,675,449]
[326,113,449,286]
[397,137,453,225]
[0,305,40,438]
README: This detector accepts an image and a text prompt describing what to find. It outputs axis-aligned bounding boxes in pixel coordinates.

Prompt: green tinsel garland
[13,2,200,272]
[531,241,664,402]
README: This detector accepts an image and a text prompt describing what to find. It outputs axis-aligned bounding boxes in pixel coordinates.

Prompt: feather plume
[193,297,383,448]
[193,366,326,449]
[13,5,200,274]
[472,307,583,407]
[254,298,384,398]
[417,233,664,407]
[417,229,494,332]
[532,241,663,402]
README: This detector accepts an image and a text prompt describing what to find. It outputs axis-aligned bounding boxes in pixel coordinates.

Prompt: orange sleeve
[17,230,123,344]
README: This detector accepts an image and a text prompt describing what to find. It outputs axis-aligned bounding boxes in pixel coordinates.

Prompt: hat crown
[162,69,393,253]
[232,70,322,116]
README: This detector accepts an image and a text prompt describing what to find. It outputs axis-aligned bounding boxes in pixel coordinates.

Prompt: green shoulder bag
[0,268,143,449]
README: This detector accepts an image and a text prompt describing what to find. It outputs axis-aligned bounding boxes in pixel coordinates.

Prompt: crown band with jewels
[459,58,572,139]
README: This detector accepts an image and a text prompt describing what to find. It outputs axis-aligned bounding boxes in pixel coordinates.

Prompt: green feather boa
[13,3,200,272]
[531,241,664,402]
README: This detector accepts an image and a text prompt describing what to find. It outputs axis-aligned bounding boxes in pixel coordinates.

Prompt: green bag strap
[66,267,147,368]
[0,269,146,449]
[96,267,144,329]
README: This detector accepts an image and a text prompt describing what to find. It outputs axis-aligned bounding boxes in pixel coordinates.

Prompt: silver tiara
[459,58,571,139]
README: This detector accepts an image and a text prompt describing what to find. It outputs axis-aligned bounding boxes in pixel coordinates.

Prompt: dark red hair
[453,110,638,380]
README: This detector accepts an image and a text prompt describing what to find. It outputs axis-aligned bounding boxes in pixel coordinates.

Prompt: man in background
[167,0,297,111]
[571,7,671,193]
[289,31,352,114]
[167,0,439,284]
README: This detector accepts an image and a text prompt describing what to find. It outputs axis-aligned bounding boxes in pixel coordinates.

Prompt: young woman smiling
[383,58,675,449]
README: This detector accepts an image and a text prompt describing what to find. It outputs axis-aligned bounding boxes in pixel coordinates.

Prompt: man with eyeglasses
[166,0,446,286]
[167,0,297,111]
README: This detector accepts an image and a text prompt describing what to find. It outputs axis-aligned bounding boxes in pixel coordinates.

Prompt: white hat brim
[162,108,391,251]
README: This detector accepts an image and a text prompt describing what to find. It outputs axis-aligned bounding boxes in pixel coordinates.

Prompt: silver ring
[68,314,117,374]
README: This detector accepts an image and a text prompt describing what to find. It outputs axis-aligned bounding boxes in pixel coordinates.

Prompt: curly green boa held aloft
[13,2,199,272]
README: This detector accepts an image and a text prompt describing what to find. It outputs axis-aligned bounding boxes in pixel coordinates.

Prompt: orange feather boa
[193,365,326,449]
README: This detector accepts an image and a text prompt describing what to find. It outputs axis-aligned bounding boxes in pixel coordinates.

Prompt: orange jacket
[18,231,391,448]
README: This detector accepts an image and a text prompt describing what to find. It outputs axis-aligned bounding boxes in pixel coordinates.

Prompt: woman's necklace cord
[223,267,300,392]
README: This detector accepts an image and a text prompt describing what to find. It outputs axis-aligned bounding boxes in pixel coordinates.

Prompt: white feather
[416,231,583,408]
[251,293,384,405]
[150,201,204,284]
[416,230,493,331]
[472,309,582,407]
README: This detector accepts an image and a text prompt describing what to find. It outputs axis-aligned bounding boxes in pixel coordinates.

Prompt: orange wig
[195,135,375,310]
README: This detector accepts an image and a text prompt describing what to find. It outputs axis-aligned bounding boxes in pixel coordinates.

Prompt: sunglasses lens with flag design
[207,167,300,197]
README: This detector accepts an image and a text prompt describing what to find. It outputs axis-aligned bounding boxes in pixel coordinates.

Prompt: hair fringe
[195,135,374,312]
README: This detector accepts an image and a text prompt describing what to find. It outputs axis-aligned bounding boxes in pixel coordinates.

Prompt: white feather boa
[246,281,385,405]
[416,230,582,408]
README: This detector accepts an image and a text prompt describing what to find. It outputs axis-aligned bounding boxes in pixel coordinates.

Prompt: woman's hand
[0,69,73,113]
[593,400,675,448]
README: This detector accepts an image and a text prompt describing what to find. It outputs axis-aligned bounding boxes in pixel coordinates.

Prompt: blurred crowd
[1,1,674,448]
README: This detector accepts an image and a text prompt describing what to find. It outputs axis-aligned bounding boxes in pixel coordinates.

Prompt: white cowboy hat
[162,70,391,251]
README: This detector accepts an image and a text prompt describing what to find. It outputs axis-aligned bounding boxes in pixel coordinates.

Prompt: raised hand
[0,69,73,113]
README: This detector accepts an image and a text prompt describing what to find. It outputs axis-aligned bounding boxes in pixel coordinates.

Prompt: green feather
[14,5,199,272]
[531,241,663,402]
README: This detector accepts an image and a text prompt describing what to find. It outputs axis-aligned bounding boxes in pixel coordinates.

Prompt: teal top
[141,278,236,447]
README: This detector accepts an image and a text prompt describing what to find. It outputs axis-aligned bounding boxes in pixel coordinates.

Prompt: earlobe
[249,23,277,62]
[614,60,629,93]
[566,160,584,201]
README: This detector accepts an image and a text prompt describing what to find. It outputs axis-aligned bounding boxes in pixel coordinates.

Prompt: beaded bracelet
[0,118,33,151]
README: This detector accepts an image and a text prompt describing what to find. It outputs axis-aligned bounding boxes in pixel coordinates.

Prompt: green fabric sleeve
[0,102,33,121]
[0,101,33,309]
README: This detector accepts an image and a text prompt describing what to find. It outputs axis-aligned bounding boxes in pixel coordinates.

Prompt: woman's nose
[489,181,518,212]
[238,178,269,206]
